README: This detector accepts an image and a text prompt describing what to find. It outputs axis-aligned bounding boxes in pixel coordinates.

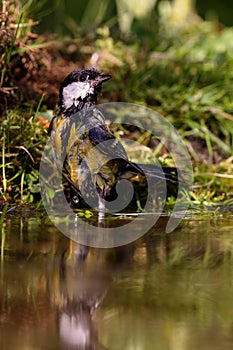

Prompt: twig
[206,107,233,122]
[195,172,233,179]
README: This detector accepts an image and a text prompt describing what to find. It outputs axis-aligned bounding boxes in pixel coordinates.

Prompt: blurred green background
[36,0,233,35]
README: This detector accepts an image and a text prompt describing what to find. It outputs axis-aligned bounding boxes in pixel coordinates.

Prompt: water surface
[0,208,233,350]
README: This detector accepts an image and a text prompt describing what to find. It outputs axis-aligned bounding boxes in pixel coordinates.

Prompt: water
[0,208,233,350]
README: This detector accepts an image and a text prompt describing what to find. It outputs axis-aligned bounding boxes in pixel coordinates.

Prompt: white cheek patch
[62,82,94,109]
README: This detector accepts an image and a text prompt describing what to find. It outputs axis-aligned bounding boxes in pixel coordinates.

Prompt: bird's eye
[79,75,86,82]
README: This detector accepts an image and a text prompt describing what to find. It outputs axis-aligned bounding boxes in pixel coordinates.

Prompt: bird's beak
[91,73,112,87]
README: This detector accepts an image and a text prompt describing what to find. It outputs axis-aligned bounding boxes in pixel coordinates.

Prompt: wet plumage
[49,68,178,211]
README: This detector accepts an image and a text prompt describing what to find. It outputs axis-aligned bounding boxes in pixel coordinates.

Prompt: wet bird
[48,68,178,215]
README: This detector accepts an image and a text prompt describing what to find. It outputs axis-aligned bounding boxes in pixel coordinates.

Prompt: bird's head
[58,68,112,116]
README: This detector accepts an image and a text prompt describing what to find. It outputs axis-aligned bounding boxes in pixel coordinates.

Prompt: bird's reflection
[48,214,173,349]
[49,236,134,350]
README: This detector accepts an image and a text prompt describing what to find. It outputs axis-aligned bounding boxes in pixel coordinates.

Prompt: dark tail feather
[137,163,179,183]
